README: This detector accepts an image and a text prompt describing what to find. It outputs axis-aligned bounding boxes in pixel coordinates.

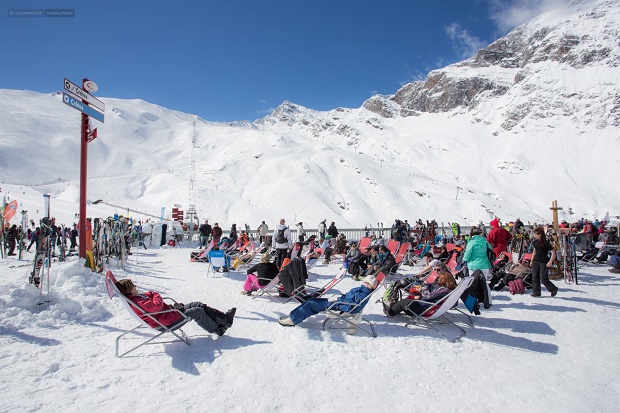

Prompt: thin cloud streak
[445,23,487,59]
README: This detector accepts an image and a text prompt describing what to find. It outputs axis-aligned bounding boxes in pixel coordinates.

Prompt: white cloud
[256,107,276,115]
[445,23,487,59]
[488,0,569,33]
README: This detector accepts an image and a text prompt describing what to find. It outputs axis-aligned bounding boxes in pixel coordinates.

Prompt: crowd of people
[2,219,79,257]
[5,212,618,337]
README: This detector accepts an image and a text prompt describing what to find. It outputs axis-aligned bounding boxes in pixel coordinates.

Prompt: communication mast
[186,118,199,227]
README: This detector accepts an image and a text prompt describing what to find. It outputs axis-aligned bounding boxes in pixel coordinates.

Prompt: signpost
[64,78,105,113]
[61,77,104,259]
[62,93,105,123]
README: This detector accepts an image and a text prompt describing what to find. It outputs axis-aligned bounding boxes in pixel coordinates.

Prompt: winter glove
[173,303,185,311]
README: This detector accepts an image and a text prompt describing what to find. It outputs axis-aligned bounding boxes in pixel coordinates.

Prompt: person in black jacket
[365,245,397,277]
[7,224,18,255]
[229,224,238,245]
[199,219,212,247]
[241,253,280,295]
[327,222,338,239]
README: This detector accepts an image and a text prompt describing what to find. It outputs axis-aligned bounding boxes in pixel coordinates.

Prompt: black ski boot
[215,324,229,337]
[203,306,236,328]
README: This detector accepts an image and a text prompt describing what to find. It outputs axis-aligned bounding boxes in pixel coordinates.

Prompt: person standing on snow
[296,222,306,243]
[487,218,512,256]
[199,219,212,247]
[317,219,326,240]
[257,221,269,243]
[272,218,293,268]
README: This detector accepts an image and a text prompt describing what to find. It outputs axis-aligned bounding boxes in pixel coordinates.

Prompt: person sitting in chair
[278,274,380,326]
[416,252,441,278]
[116,278,236,336]
[241,253,280,295]
[383,270,456,317]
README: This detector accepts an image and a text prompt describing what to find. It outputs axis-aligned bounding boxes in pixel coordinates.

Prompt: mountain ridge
[1,0,619,227]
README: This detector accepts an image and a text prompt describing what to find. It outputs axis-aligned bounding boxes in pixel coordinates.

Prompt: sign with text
[62,92,104,123]
[64,78,105,113]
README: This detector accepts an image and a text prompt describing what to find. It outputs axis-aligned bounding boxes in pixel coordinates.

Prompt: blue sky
[1,0,565,121]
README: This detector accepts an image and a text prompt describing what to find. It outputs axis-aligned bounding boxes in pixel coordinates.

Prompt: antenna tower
[187,118,198,226]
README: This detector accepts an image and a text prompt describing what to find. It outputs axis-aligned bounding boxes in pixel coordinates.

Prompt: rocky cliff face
[362,0,620,132]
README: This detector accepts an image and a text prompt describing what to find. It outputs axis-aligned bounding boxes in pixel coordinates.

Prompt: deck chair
[207,249,230,276]
[386,239,400,256]
[391,242,411,273]
[289,268,347,303]
[251,275,284,300]
[358,237,372,251]
[445,253,458,275]
[105,271,190,357]
[497,251,513,263]
[321,271,386,337]
[403,276,474,342]
[520,253,533,265]
[578,241,605,266]
[228,240,253,258]
[190,240,214,262]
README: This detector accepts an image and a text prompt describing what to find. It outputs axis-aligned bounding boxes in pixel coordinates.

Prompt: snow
[1,1,620,409]
[1,245,619,412]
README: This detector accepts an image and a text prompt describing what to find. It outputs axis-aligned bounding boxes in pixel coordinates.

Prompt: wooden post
[550,200,563,231]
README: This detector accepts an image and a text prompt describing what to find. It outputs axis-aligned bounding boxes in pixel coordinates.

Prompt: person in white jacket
[257,221,269,243]
[318,220,326,240]
[296,222,306,243]
[272,218,293,268]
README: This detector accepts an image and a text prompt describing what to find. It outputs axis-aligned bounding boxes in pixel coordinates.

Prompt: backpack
[382,282,403,305]
[275,227,287,244]
[508,278,525,294]
[487,247,497,265]
[391,227,399,239]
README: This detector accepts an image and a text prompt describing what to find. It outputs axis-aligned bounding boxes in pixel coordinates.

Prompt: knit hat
[491,219,499,228]
[363,275,380,289]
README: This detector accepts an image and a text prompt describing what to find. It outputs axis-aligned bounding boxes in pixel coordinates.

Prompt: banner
[3,200,18,223]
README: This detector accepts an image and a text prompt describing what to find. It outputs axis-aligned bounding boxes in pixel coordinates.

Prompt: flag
[3,200,18,223]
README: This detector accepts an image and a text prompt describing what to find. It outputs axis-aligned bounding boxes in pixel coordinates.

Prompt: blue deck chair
[207,249,230,276]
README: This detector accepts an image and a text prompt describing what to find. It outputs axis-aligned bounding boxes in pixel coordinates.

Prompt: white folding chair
[321,272,387,337]
[105,271,190,357]
[404,276,474,342]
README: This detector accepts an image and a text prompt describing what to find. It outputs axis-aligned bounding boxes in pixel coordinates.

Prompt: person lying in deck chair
[116,278,236,336]
[278,274,380,326]
[382,269,456,318]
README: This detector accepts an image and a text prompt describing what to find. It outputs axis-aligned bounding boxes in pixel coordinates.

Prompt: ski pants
[530,261,557,296]
[183,302,219,333]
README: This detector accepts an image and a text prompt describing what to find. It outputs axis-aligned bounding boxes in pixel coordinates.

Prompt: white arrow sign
[64,78,105,113]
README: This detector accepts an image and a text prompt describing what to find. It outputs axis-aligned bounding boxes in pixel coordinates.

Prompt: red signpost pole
[78,78,89,259]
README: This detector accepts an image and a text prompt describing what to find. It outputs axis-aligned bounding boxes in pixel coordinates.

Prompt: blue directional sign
[62,92,104,123]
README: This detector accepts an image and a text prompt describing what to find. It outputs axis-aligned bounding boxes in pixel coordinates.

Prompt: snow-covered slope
[1,0,619,227]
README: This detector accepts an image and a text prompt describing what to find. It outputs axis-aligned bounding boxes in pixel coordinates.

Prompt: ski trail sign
[64,78,105,113]
[62,92,104,123]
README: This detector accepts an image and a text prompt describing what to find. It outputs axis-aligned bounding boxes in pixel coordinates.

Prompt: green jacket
[463,235,491,270]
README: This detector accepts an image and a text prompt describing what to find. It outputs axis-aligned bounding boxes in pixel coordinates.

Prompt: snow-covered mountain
[1,0,619,228]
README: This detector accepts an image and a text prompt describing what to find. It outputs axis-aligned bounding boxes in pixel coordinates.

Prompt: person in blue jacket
[463,227,492,278]
[278,274,380,326]
[463,227,493,305]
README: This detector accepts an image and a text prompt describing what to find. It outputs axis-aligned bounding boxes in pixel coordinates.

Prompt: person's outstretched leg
[183,302,219,333]
[202,304,236,327]
[288,298,330,325]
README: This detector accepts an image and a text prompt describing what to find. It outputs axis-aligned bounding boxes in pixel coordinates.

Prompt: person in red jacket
[211,223,223,244]
[116,278,235,336]
[487,218,513,256]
